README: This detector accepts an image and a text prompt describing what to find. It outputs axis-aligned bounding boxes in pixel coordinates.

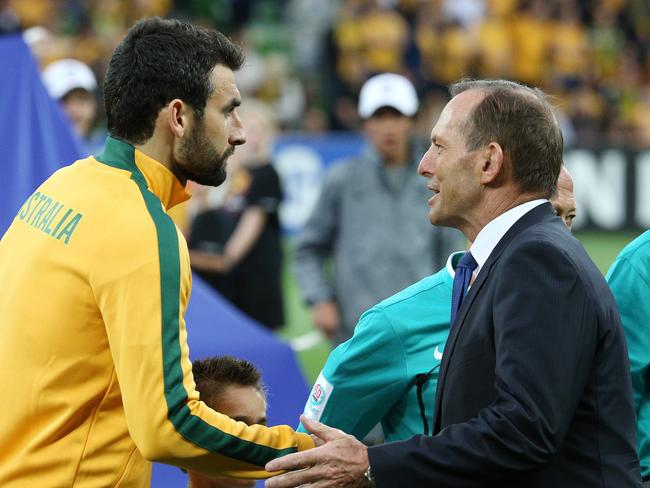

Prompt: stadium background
[4,0,649,383]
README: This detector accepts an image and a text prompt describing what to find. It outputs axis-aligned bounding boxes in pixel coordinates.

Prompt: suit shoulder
[506,221,584,263]
[503,224,614,309]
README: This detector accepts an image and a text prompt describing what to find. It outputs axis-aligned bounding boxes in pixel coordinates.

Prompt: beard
[176,120,234,187]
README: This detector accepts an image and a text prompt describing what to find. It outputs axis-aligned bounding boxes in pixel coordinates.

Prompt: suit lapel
[433,260,495,431]
[433,203,556,433]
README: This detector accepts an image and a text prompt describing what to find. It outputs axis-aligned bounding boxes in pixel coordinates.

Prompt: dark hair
[104,17,244,144]
[449,79,563,197]
[192,356,264,405]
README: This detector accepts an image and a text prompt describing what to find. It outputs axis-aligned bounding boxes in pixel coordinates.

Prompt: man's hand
[311,301,341,339]
[189,250,227,273]
[265,415,369,488]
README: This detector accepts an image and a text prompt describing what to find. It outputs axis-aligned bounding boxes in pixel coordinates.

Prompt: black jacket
[368,203,641,487]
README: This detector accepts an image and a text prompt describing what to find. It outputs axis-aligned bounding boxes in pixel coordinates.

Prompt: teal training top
[607,230,650,480]
[299,252,463,441]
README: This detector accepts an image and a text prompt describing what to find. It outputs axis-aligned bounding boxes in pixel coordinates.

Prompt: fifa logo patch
[303,371,334,421]
[311,384,324,404]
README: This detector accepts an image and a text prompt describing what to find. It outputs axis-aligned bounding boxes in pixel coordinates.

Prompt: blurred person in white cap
[294,72,462,345]
[42,58,105,154]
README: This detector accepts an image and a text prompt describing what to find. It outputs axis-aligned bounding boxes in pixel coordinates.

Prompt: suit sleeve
[369,240,601,486]
[90,202,313,480]
[298,308,407,439]
[607,256,650,474]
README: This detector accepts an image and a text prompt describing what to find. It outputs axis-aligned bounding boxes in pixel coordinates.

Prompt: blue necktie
[450,252,478,327]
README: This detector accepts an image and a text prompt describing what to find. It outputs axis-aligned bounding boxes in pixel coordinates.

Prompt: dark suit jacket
[368,203,641,487]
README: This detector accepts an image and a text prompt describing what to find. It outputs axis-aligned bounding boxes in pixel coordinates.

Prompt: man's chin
[191,169,227,187]
[428,209,451,229]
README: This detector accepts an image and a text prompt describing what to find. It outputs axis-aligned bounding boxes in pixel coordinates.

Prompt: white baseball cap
[42,58,97,100]
[358,73,419,119]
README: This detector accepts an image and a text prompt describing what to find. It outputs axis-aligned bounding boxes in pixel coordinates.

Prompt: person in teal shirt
[301,251,462,441]
[607,230,650,485]
[299,166,577,442]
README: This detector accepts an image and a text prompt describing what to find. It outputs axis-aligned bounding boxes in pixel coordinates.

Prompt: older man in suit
[265,79,641,487]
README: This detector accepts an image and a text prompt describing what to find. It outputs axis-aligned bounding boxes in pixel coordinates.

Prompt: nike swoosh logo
[434,345,443,361]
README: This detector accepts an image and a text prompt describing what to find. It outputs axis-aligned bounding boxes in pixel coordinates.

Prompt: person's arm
[217,165,281,272]
[189,207,266,273]
[264,240,607,487]
[607,255,650,474]
[293,166,345,334]
[91,207,313,480]
[298,308,407,439]
[188,248,226,272]
[310,299,341,339]
[220,206,266,271]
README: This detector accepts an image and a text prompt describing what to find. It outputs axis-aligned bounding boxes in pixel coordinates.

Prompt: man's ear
[480,142,504,185]
[166,99,190,139]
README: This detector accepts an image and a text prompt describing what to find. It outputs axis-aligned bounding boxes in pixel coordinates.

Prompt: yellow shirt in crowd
[0,136,313,487]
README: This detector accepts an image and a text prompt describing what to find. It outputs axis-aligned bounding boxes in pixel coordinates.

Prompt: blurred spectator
[361,4,409,74]
[0,0,19,34]
[294,73,463,345]
[287,0,338,72]
[443,0,486,27]
[41,58,106,154]
[473,0,514,78]
[189,100,285,331]
[548,2,590,86]
[510,0,553,86]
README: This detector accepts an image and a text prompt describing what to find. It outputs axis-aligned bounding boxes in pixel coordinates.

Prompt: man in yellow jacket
[0,17,313,487]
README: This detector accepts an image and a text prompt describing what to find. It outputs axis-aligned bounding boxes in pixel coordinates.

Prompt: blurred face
[176,65,246,187]
[418,90,486,230]
[61,88,97,138]
[189,385,267,488]
[363,107,413,163]
[551,167,576,229]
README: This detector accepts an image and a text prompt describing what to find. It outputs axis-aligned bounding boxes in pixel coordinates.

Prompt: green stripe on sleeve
[96,136,296,465]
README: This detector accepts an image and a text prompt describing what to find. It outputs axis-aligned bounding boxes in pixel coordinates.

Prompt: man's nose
[418,148,434,176]
[229,113,246,146]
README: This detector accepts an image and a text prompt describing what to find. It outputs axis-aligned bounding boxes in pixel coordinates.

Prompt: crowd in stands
[326,0,650,147]
[4,0,650,148]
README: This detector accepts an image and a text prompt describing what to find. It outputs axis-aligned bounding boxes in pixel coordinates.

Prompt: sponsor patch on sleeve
[303,371,334,421]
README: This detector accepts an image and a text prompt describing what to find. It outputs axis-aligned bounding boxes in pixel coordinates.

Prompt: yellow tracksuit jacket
[0,137,313,487]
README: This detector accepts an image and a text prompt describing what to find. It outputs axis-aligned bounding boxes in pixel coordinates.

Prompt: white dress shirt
[470,199,548,279]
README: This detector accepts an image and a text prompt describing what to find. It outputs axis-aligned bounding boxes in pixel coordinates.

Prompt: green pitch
[280,229,644,383]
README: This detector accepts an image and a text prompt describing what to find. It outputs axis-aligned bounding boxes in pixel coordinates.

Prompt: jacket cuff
[295,431,316,451]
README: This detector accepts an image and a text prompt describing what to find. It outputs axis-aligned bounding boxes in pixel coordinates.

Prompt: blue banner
[0,34,82,234]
